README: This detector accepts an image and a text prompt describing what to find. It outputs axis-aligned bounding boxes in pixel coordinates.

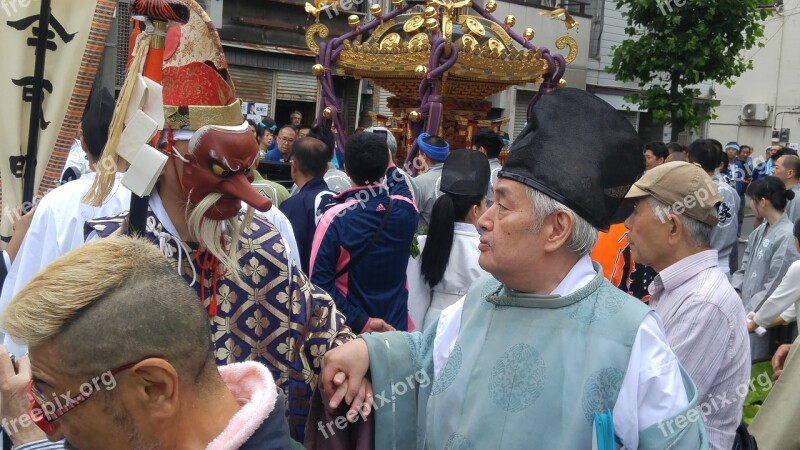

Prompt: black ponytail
[746,176,791,211]
[420,193,483,287]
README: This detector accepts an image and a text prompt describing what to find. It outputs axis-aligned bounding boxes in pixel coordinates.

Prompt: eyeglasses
[27,355,166,434]
[279,137,295,143]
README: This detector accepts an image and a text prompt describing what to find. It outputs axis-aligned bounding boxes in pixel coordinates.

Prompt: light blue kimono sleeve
[362,326,436,450]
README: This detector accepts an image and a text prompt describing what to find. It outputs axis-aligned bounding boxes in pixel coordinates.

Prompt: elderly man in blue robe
[318,88,708,449]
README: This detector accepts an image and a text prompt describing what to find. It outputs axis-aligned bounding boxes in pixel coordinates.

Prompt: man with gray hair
[624,161,749,450]
[315,88,707,449]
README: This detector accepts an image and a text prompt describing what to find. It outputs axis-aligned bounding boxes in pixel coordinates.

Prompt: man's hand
[0,345,47,445]
[771,343,792,382]
[321,339,371,411]
[363,318,395,333]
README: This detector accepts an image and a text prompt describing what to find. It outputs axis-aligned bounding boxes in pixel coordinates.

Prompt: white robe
[0,173,131,355]
[406,222,487,330]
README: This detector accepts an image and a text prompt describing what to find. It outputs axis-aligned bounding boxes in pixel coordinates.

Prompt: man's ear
[542,210,574,253]
[126,359,181,422]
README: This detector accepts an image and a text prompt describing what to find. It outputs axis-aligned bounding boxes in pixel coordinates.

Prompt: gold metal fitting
[558,79,567,88]
[415,65,428,76]
[523,27,535,40]
[370,4,383,18]
[311,64,325,76]
[409,111,423,122]
[504,15,516,27]
[485,0,497,13]
[323,107,334,119]
[424,6,437,18]
[348,15,360,29]
[425,18,439,30]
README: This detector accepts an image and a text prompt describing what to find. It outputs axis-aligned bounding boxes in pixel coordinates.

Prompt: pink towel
[206,361,278,450]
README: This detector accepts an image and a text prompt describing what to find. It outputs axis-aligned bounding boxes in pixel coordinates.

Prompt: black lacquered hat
[499,88,644,231]
[441,149,491,197]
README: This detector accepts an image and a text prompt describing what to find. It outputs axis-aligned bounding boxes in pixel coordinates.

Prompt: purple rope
[314,2,414,153]
[470,0,569,123]
[404,31,459,174]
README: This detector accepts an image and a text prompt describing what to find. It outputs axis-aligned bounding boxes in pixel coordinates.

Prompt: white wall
[708,0,800,152]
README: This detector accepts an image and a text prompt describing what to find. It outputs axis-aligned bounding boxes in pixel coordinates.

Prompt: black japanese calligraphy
[7,13,76,130]
[7,14,76,50]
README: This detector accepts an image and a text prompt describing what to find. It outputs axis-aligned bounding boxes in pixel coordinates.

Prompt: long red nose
[219,174,272,212]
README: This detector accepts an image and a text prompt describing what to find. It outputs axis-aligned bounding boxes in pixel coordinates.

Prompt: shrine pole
[21,0,52,211]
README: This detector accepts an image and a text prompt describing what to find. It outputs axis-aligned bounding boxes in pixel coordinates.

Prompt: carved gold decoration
[409,33,429,50]
[305,23,329,55]
[539,8,578,30]
[461,17,485,38]
[380,33,401,51]
[460,34,479,51]
[370,4,383,18]
[523,27,535,41]
[370,19,397,42]
[443,15,453,43]
[487,21,513,46]
[425,18,439,30]
[429,0,472,12]
[348,15,360,29]
[415,65,428,76]
[485,0,497,12]
[323,107,333,119]
[311,63,325,76]
[555,35,578,64]
[424,6,437,17]
[485,38,504,56]
[409,111,422,122]
[504,15,515,28]
[304,0,339,23]
[558,79,567,88]
[403,15,425,33]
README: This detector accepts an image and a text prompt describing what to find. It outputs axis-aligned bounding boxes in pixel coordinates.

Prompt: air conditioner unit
[741,103,771,121]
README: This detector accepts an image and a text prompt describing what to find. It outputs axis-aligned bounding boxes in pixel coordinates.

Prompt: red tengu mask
[180,122,272,220]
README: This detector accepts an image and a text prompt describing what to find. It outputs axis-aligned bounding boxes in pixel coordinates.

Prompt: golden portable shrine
[303,0,578,168]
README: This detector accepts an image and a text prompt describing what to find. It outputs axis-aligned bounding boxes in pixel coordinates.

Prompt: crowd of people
[2,2,800,450]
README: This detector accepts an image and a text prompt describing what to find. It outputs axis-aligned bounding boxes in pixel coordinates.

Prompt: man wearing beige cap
[624,161,750,450]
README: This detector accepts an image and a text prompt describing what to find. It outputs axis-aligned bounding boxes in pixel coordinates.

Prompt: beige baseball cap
[625,161,722,226]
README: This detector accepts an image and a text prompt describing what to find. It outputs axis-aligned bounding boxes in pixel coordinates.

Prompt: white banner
[0,0,113,240]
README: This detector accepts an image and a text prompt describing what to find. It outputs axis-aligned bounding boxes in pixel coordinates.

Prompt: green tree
[609,0,770,141]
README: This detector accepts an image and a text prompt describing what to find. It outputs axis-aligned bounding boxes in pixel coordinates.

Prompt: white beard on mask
[185,192,255,283]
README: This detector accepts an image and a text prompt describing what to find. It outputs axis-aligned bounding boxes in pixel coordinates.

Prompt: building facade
[708,0,800,154]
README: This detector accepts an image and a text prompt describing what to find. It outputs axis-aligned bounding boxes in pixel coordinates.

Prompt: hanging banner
[0,0,116,241]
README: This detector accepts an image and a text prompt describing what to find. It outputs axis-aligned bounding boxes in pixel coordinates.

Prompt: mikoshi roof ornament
[304,0,578,173]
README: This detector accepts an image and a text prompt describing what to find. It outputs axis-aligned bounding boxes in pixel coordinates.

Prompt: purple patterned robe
[86,205,354,441]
